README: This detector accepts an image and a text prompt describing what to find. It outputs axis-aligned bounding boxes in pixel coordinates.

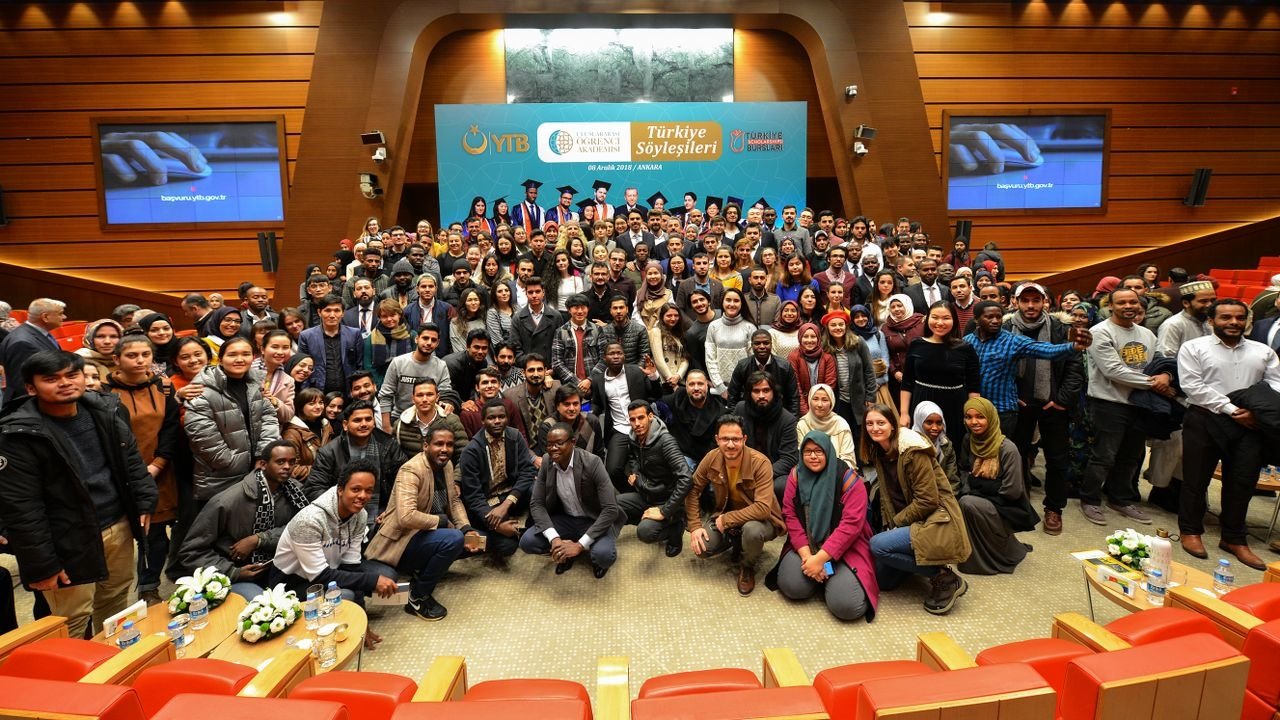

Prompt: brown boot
[1043,510,1062,536]
[925,567,967,615]
[1180,533,1208,559]
[737,565,756,596]
[1219,540,1266,571]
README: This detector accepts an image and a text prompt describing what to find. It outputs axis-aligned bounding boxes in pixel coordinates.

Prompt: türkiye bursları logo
[462,125,530,156]
[548,129,574,155]
[729,128,785,153]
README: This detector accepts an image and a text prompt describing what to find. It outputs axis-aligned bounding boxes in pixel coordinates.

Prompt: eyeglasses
[802,447,825,457]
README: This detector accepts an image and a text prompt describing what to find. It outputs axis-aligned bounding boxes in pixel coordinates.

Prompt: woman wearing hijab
[862,404,971,615]
[796,385,857,469]
[850,305,891,404]
[882,294,924,405]
[201,305,245,359]
[768,430,877,622]
[141,314,178,376]
[788,323,836,416]
[768,300,803,360]
[912,401,963,496]
[76,319,124,374]
[956,397,1038,575]
[636,261,672,329]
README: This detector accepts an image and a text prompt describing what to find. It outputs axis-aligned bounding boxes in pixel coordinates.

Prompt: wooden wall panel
[0,1,322,310]
[909,0,1280,280]
[734,29,835,178]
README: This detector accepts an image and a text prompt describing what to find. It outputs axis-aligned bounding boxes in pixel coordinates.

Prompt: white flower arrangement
[167,566,232,615]
[237,583,301,644]
[1105,528,1153,570]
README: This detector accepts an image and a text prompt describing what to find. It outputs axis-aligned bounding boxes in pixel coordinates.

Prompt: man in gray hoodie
[617,401,692,557]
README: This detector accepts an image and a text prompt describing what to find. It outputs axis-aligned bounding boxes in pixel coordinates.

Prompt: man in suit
[457,399,537,563]
[616,209,656,260]
[297,295,364,394]
[403,275,454,356]
[511,278,562,363]
[590,341,661,485]
[904,258,953,311]
[674,253,725,315]
[1251,291,1280,352]
[342,278,378,335]
[613,186,647,223]
[510,178,545,236]
[519,423,622,578]
[0,298,64,406]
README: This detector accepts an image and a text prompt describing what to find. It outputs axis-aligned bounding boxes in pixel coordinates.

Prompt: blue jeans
[870,526,938,589]
[519,516,618,570]
[397,529,465,599]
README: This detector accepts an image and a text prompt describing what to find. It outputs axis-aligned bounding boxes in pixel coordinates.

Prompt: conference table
[209,601,367,673]
[92,595,247,659]
[1073,550,1214,620]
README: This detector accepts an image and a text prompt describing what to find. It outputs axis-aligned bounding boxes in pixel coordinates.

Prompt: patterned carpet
[7,467,1272,697]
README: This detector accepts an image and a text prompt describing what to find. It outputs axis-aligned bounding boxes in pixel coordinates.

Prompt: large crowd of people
[1,189,1279,644]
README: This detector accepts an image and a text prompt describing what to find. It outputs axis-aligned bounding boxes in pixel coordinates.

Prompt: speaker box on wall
[0,186,7,227]
[954,219,972,241]
[1183,168,1212,207]
[257,231,279,272]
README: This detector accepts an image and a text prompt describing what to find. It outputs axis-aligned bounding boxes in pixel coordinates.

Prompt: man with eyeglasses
[685,414,784,596]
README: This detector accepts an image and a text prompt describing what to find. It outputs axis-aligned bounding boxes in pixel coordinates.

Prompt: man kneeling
[366,427,471,621]
[520,424,623,578]
[619,401,691,557]
[686,415,784,596]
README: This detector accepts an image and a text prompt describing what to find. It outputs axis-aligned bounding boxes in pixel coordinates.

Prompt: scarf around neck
[964,396,1004,480]
[1008,311,1053,402]
[796,430,845,549]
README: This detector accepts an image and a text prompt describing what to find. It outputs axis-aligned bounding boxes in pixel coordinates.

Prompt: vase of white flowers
[1105,528,1153,572]
[167,566,231,615]
[237,584,301,643]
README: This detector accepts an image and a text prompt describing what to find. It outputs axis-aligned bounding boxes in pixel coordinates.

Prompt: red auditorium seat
[131,659,258,718]
[1236,269,1271,284]
[631,685,827,720]
[855,663,1053,720]
[290,672,418,720]
[0,637,119,681]
[1223,583,1280,621]
[463,678,591,704]
[1242,619,1280,712]
[975,637,1094,700]
[812,660,935,720]
[393,699,589,720]
[0,675,147,720]
[1104,606,1222,646]
[151,693,349,720]
[636,667,761,699]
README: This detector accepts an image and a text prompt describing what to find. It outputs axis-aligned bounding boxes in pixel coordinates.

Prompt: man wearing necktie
[0,298,66,406]
[342,279,378,337]
[904,258,951,313]
[511,178,545,235]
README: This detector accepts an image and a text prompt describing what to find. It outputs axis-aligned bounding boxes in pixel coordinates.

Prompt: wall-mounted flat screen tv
[943,110,1109,214]
[91,116,287,230]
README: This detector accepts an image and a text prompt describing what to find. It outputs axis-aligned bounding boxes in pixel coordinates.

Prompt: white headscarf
[887,293,915,321]
[911,400,948,450]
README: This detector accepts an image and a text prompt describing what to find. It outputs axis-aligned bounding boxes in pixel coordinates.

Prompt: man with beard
[458,399,537,563]
[403,275,455,355]
[532,385,604,464]
[347,248,391,305]
[378,259,417,308]
[1081,288,1171,527]
[1178,299,1280,569]
[1146,280,1216,512]
[597,296,650,370]
[343,279,378,335]
[379,324,458,431]
[445,329,490,407]
[492,343,523,390]
[404,244,441,287]
[659,369,726,465]
[904,258,951,310]
[681,290,717,376]
[512,278,561,364]
[607,249,637,307]
[674,253,724,316]
[503,353,558,444]
[303,400,407,529]
[1001,283,1085,536]
[726,330,800,416]
[618,401,691,557]
[776,204,812,258]
[733,372,799,500]
[743,267,780,327]
[585,262,616,325]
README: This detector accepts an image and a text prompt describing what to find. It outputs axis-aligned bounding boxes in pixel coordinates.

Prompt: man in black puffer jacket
[618,402,692,558]
[0,351,156,638]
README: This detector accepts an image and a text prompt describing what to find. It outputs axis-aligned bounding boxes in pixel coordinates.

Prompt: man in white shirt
[1177,299,1280,568]
[519,424,622,578]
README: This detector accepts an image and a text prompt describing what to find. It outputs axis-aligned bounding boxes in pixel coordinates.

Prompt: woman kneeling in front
[769,430,878,622]
[862,405,971,615]
[956,397,1038,575]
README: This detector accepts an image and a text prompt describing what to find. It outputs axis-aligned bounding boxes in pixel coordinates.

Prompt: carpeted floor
[7,467,1273,698]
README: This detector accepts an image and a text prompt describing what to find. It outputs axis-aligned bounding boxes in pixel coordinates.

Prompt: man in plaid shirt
[963,300,1090,434]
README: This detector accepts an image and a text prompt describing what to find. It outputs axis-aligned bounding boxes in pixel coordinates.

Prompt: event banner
[435,102,807,226]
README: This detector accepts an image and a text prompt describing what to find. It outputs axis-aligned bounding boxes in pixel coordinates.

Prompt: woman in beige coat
[365,426,473,621]
[861,404,971,616]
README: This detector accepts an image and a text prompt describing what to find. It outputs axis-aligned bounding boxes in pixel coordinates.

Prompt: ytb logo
[462,125,530,155]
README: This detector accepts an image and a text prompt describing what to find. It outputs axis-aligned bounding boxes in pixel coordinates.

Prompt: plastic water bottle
[1213,559,1235,596]
[188,591,209,630]
[1145,568,1167,606]
[167,619,187,658]
[117,620,140,649]
[304,591,320,630]
[324,581,341,617]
